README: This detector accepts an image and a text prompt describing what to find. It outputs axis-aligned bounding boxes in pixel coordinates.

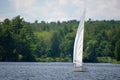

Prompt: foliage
[0,16,36,61]
[114,40,120,61]
[0,16,120,63]
[97,57,118,63]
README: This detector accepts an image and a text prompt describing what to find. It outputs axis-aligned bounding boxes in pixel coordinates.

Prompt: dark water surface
[0,62,120,80]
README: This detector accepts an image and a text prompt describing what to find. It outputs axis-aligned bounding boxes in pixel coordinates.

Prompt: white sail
[73,10,85,69]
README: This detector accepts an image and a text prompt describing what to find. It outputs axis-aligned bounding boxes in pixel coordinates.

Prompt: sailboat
[73,10,85,72]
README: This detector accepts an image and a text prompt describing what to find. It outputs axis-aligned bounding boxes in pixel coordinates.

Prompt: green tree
[59,32,75,60]
[50,31,60,57]
[84,40,98,62]
[114,40,120,61]
[0,16,36,61]
[0,19,18,61]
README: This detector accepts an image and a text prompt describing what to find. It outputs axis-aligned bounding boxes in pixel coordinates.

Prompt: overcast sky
[0,0,120,22]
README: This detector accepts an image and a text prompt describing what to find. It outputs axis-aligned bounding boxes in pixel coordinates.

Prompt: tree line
[0,16,120,63]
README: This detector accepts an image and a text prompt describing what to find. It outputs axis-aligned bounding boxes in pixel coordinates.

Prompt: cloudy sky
[0,0,120,22]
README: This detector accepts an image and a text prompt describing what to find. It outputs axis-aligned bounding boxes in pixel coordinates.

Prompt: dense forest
[0,16,120,63]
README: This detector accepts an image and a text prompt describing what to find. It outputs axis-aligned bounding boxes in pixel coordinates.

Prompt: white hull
[74,64,87,72]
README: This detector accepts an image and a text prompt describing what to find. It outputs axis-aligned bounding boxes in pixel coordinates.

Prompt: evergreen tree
[114,40,120,61]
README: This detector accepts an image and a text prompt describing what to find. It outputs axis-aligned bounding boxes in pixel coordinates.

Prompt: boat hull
[74,66,87,72]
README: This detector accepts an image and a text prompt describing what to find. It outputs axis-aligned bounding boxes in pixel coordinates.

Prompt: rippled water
[0,62,120,80]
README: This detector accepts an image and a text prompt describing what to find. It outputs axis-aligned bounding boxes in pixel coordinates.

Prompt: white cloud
[8,0,85,22]
[0,17,5,22]
[58,0,67,5]
[9,0,39,17]
[86,0,120,20]
[2,0,120,22]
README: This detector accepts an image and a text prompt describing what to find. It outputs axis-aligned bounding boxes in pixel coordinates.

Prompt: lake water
[0,62,120,80]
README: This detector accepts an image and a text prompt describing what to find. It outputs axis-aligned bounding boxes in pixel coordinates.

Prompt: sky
[0,0,120,22]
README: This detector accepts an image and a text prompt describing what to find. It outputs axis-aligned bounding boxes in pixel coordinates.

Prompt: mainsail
[73,11,85,70]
